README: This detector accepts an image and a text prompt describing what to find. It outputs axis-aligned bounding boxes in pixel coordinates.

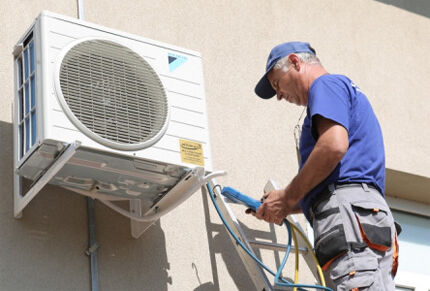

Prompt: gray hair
[273,52,321,71]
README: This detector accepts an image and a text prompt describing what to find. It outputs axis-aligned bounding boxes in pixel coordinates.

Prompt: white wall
[1,1,429,290]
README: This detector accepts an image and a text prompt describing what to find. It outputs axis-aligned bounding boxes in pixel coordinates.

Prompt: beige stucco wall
[0,1,429,290]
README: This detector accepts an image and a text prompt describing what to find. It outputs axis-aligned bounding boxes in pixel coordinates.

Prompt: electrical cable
[206,183,333,291]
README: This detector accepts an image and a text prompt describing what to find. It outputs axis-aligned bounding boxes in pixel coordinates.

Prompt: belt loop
[362,183,369,192]
[328,183,335,193]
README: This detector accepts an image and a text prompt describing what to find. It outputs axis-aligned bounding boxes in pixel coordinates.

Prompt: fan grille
[59,39,168,147]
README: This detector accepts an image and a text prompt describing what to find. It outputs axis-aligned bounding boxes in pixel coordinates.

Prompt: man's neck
[309,65,328,83]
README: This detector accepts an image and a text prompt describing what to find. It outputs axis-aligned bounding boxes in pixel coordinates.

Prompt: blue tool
[221,186,262,211]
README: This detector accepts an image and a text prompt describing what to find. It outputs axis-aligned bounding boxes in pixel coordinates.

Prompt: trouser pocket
[312,196,349,270]
[351,200,393,252]
[314,223,349,270]
[329,247,379,290]
[352,199,400,280]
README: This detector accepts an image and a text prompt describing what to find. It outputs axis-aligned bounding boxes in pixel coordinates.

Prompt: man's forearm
[283,123,348,207]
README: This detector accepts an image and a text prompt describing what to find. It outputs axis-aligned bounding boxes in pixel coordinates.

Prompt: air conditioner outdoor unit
[12,11,221,237]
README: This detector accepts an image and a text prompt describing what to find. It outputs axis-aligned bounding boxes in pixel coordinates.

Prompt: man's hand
[252,189,297,225]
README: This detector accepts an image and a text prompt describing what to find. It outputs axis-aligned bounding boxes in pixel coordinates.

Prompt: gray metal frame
[13,140,81,218]
[205,179,273,291]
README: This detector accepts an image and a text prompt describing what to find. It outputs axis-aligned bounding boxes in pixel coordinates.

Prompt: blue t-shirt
[299,74,385,220]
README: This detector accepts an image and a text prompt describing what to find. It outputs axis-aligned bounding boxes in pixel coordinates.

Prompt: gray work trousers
[310,183,398,291]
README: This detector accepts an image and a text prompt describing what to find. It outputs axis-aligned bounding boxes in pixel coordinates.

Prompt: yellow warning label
[179,139,204,166]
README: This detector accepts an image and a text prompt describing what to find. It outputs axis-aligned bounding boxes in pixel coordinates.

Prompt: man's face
[267,63,306,106]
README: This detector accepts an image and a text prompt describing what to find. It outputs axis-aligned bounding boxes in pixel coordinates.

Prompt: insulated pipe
[77,0,85,20]
[74,4,97,291]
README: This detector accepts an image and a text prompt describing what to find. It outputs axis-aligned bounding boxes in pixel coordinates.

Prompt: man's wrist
[283,183,305,210]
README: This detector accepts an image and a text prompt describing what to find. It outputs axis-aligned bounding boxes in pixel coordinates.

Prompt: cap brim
[255,74,276,99]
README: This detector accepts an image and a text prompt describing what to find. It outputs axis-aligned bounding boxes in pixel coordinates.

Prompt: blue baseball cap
[254,41,316,99]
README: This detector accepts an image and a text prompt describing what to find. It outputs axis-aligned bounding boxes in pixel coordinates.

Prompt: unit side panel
[195,60,214,172]
[15,20,45,167]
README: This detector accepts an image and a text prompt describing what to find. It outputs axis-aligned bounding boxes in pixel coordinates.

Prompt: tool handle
[221,186,261,211]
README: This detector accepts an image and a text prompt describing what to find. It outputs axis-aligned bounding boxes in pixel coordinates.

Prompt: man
[252,42,398,290]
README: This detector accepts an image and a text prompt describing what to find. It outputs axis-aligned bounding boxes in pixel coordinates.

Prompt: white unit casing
[15,10,212,170]
[12,11,217,234]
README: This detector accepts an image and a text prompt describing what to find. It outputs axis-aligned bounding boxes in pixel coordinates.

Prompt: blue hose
[206,183,333,291]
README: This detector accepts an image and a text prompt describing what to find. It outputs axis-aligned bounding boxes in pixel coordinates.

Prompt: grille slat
[62,81,168,107]
[62,92,168,116]
[62,63,165,92]
[58,39,168,147]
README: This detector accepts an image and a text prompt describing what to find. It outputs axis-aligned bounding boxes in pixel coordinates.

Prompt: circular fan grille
[58,39,168,149]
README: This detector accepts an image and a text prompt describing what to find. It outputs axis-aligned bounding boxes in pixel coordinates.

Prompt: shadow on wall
[0,120,170,291]
[375,0,430,18]
[200,189,254,291]
[95,204,171,291]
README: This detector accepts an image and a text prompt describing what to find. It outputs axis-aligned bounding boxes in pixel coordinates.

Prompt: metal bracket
[85,243,100,256]
[129,199,155,239]
[13,141,81,218]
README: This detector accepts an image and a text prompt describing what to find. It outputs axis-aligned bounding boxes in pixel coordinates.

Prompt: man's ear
[288,54,301,71]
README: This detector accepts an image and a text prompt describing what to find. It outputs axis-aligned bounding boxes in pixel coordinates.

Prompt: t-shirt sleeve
[308,77,350,140]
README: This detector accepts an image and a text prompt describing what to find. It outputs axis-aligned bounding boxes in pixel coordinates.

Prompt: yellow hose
[291,226,299,291]
[289,222,326,287]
